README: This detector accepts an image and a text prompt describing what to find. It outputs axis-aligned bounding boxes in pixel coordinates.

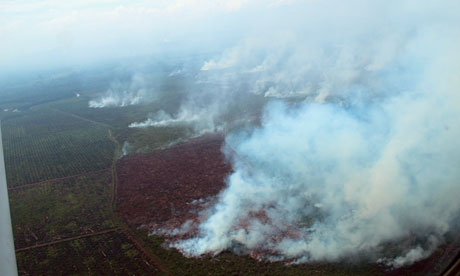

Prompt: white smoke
[378,235,440,268]
[196,9,413,101]
[198,29,417,101]
[119,141,133,158]
[129,105,224,135]
[89,74,154,108]
[169,0,460,267]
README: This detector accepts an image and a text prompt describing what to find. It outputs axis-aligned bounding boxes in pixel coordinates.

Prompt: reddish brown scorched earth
[115,133,460,276]
[116,134,231,231]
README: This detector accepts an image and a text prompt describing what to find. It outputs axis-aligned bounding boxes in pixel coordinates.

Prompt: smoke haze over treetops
[4,0,460,268]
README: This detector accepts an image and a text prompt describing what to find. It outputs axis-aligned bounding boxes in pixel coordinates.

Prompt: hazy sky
[0,0,302,73]
[6,0,451,73]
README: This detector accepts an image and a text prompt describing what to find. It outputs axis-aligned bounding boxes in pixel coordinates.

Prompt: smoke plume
[166,0,460,268]
[129,106,223,135]
[89,74,155,108]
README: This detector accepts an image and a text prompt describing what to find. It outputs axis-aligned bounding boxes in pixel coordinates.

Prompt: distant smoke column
[0,122,18,276]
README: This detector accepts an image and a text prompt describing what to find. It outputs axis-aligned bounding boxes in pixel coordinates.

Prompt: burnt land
[116,133,231,230]
[116,133,460,276]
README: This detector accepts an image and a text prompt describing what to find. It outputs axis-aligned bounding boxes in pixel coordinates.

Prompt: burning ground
[115,133,460,275]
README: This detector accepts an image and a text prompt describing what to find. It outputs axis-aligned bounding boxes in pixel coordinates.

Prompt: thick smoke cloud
[174,89,460,266]
[165,0,460,268]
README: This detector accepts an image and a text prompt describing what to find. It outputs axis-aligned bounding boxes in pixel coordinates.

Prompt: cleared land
[116,133,460,276]
[116,133,231,229]
[116,134,384,275]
